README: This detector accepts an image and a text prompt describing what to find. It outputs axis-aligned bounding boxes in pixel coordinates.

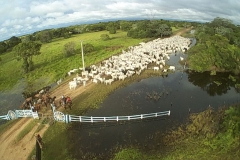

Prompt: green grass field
[0,30,144,91]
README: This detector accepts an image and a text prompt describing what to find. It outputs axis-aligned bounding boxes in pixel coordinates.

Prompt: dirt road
[0,79,95,160]
[0,118,49,160]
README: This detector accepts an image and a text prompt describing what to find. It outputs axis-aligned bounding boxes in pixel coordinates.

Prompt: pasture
[0,30,145,91]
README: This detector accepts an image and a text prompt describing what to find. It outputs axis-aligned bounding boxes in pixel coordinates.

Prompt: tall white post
[80,41,85,71]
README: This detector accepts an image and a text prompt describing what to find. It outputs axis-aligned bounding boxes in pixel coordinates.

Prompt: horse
[20,97,33,109]
[37,93,53,107]
[59,97,72,110]
[31,102,41,112]
[49,96,57,106]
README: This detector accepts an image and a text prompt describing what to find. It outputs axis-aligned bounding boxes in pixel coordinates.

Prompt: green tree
[137,20,149,31]
[0,42,7,54]
[127,29,139,38]
[120,21,132,31]
[63,32,71,39]
[106,22,118,34]
[13,42,41,73]
[188,34,240,73]
[21,35,36,42]
[36,30,52,43]
[7,36,21,49]
[109,28,116,34]
[63,41,75,57]
[210,17,235,29]
[157,24,172,37]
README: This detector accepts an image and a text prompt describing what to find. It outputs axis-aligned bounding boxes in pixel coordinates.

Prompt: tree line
[0,19,192,54]
[188,17,240,75]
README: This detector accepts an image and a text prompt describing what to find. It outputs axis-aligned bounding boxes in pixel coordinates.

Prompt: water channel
[68,52,240,159]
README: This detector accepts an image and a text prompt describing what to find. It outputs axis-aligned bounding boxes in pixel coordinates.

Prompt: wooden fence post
[35,133,43,160]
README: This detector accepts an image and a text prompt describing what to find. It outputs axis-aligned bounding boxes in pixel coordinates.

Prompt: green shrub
[100,34,110,41]
[83,43,94,54]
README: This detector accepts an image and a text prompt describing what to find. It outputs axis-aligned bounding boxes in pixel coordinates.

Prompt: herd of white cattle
[62,35,191,90]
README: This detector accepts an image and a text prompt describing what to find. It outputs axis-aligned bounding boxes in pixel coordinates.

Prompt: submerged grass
[112,105,240,160]
[113,148,151,160]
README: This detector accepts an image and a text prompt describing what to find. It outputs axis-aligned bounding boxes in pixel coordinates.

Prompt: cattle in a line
[65,36,191,89]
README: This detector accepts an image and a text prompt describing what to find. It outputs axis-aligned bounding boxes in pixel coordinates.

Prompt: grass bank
[112,105,240,160]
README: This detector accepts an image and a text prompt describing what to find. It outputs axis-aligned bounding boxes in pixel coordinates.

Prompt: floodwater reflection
[68,70,240,159]
[187,70,240,96]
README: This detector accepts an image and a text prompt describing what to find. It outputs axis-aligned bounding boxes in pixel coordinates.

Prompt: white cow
[153,66,159,71]
[81,71,88,77]
[57,78,62,85]
[69,81,77,90]
[163,69,167,73]
[105,79,114,85]
[119,75,127,80]
[92,79,98,84]
[169,66,175,71]
[83,80,86,87]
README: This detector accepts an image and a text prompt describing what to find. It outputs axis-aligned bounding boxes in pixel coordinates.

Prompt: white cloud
[0,28,7,34]
[0,0,239,41]
[13,25,23,30]
[46,12,64,18]
[30,1,67,16]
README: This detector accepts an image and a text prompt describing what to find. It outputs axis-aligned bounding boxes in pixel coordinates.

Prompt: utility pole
[80,40,85,71]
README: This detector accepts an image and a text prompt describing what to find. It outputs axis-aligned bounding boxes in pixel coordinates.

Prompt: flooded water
[68,52,240,159]
[0,79,57,116]
[0,79,26,114]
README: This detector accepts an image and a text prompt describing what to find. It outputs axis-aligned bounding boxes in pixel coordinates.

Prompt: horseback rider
[61,95,66,105]
[66,96,72,104]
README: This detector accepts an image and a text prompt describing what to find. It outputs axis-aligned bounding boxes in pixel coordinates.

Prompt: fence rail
[0,115,9,120]
[65,110,170,123]
[0,110,39,121]
[1,105,170,125]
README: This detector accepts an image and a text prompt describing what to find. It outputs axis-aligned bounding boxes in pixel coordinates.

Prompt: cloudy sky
[0,0,239,41]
